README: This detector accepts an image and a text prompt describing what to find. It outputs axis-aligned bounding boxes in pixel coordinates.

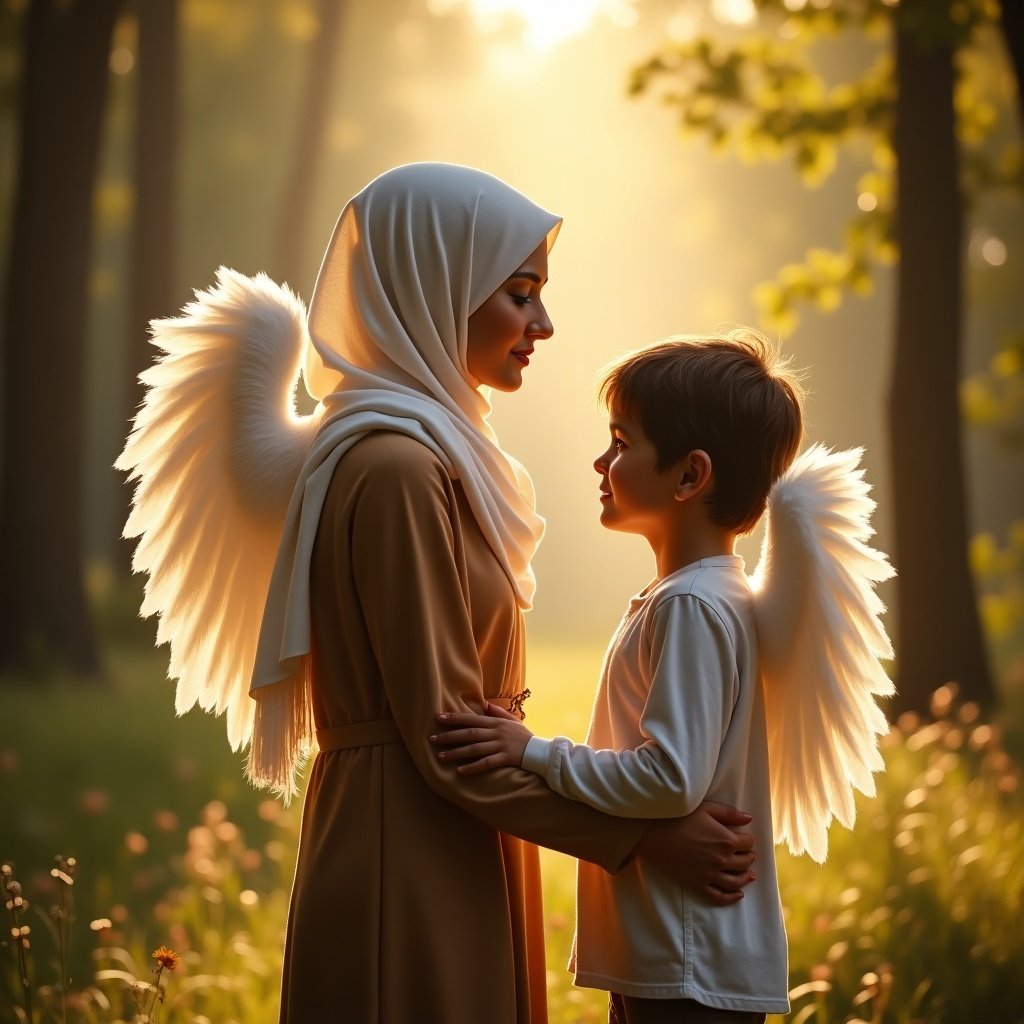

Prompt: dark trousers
[609,992,768,1024]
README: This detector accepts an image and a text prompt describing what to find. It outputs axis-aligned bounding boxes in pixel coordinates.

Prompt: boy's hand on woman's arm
[430,702,533,774]
[635,802,756,906]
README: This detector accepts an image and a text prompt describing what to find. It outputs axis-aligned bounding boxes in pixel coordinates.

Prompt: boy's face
[593,411,682,537]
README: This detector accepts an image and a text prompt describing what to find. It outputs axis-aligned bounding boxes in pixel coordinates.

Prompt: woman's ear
[674,449,713,502]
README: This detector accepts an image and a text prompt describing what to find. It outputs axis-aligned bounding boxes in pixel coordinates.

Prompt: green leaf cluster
[962,332,1024,446]
[971,523,1024,645]
[629,0,1013,335]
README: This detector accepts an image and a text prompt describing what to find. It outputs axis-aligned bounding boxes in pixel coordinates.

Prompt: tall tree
[116,0,180,577]
[0,0,123,673]
[999,1,1023,122]
[272,0,346,293]
[887,0,989,715]
[630,0,1019,714]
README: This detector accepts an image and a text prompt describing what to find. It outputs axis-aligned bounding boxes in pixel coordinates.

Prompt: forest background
[1,1,1022,1022]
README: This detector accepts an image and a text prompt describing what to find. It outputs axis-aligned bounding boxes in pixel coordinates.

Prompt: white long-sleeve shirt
[522,556,789,1013]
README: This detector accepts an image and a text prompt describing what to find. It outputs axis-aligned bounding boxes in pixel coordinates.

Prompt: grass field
[2,640,1023,1023]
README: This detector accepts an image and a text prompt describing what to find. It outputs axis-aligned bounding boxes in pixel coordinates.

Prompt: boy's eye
[613,438,625,451]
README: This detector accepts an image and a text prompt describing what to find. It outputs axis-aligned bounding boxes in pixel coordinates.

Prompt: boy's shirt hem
[571,971,790,1015]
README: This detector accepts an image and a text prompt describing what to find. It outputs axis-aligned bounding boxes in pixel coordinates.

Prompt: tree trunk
[887,2,994,715]
[0,0,122,674]
[114,0,180,577]
[271,0,345,294]
[998,0,1023,129]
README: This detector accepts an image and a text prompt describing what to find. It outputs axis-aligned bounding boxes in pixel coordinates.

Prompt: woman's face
[466,240,553,392]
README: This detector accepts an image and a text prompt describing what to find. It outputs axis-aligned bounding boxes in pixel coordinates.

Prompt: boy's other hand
[430,702,533,775]
[634,801,756,905]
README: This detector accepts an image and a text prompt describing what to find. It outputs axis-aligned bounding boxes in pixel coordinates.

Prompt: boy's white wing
[750,445,895,862]
[116,268,320,752]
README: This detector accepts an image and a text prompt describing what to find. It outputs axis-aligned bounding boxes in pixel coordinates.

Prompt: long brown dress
[279,431,646,1023]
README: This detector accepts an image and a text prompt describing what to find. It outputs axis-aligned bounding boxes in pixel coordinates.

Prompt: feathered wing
[750,445,895,862]
[116,268,321,752]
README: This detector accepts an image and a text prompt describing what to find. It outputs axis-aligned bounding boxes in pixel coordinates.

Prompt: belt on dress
[315,692,530,752]
[316,719,400,751]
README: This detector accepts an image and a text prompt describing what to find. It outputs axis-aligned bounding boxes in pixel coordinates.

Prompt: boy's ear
[674,449,713,502]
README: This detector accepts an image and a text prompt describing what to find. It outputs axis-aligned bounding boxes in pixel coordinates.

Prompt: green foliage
[2,806,293,1023]
[775,683,1023,1024]
[628,0,1015,336]
[962,332,1024,447]
[3,647,1023,1023]
[971,523,1024,692]
[963,338,1024,694]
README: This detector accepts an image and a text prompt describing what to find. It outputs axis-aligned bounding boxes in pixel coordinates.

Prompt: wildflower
[141,944,182,1022]
[152,945,181,972]
[79,789,109,814]
[153,809,179,832]
[125,831,149,855]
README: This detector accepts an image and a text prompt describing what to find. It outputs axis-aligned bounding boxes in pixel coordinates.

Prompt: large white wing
[750,445,895,862]
[116,268,320,752]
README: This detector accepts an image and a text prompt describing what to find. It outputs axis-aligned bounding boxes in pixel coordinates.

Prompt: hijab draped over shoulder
[248,162,561,796]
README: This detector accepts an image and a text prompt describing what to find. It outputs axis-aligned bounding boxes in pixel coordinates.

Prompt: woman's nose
[528,304,554,339]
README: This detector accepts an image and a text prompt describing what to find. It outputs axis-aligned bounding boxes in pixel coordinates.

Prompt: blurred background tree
[0,0,124,674]
[116,0,180,580]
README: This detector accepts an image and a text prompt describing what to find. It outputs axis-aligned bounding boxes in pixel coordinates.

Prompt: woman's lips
[511,349,532,366]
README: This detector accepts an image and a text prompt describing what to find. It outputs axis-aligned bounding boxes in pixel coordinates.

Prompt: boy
[432,331,804,1023]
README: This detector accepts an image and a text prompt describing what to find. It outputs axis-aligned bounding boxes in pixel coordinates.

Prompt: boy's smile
[593,413,681,537]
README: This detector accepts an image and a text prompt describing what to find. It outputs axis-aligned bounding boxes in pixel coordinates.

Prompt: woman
[120,163,755,1024]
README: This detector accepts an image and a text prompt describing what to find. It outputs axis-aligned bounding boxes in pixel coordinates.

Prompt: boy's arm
[524,596,736,818]
[432,596,736,819]
[432,701,759,902]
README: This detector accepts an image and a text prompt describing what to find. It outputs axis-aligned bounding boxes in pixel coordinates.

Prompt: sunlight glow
[110,46,135,75]
[981,236,1007,266]
[969,228,1008,268]
[710,0,758,27]
[857,191,878,212]
[668,11,700,42]
[431,0,638,50]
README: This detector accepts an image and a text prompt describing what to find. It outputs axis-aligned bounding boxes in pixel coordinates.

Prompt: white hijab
[248,163,561,795]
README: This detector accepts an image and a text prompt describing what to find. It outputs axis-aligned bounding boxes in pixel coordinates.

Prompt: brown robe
[279,431,646,1023]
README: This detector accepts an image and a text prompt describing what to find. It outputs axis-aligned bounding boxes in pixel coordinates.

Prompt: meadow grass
[2,643,1023,1023]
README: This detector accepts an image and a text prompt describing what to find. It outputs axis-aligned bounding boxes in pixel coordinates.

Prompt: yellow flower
[152,945,182,971]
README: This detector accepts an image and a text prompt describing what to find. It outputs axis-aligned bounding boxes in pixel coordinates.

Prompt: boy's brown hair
[598,329,805,535]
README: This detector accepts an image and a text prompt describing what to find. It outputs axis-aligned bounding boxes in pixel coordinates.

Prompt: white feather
[116,268,320,751]
[750,445,895,862]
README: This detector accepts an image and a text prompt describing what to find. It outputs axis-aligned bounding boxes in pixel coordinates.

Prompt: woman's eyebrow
[508,271,545,284]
